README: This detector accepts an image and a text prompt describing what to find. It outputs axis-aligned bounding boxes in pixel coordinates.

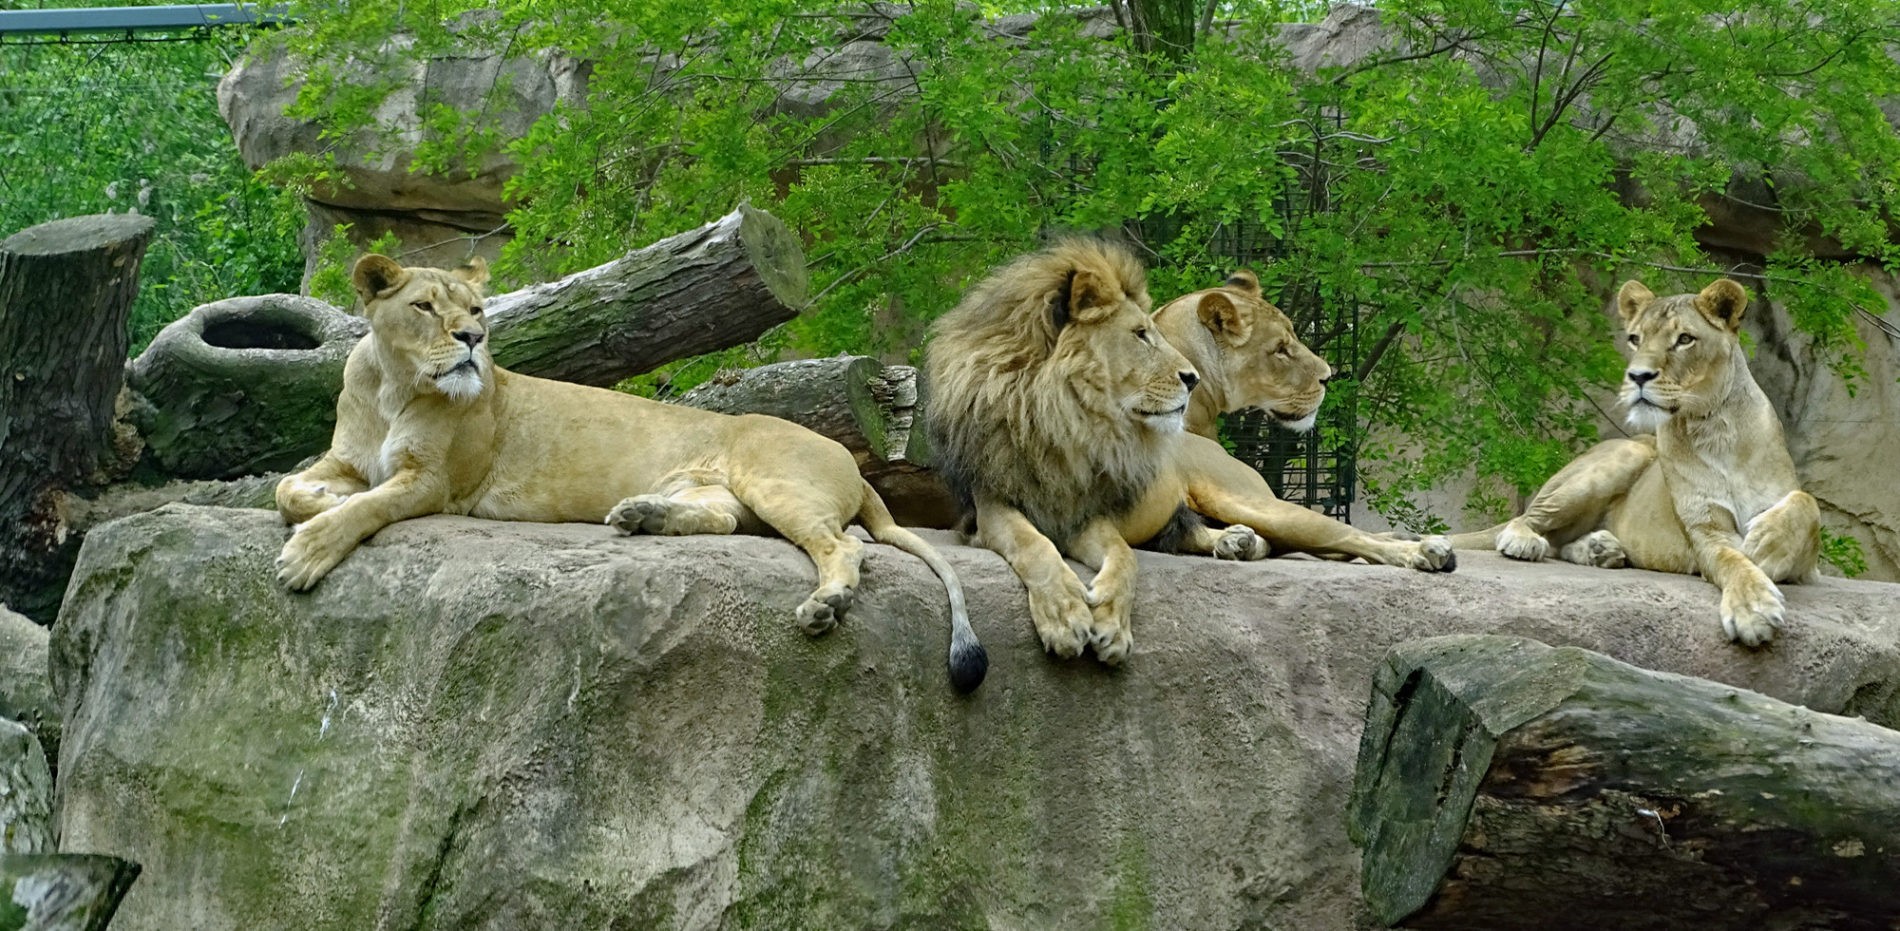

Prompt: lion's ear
[1615,280,1655,326]
[352,255,408,304]
[1065,268,1120,325]
[1197,292,1254,345]
[1695,278,1749,332]
[1223,269,1262,296]
[453,256,490,289]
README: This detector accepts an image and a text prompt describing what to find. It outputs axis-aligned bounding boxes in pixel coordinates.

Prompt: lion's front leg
[276,454,370,526]
[1742,490,1821,584]
[974,496,1092,660]
[1066,518,1140,666]
[1685,519,1783,647]
[277,469,447,591]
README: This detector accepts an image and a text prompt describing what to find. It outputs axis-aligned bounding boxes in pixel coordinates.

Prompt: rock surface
[52,505,1900,930]
[0,606,53,759]
[1,717,52,855]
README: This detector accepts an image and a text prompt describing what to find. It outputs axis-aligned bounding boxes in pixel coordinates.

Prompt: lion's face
[1051,266,1199,435]
[353,254,493,403]
[1160,271,1332,431]
[1616,277,1748,431]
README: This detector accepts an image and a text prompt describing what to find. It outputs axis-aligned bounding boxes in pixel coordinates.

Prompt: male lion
[924,239,1203,665]
[1145,272,1457,572]
[277,255,988,691]
[1450,278,1820,646]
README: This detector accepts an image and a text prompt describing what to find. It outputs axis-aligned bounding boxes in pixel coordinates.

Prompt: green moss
[1104,837,1154,931]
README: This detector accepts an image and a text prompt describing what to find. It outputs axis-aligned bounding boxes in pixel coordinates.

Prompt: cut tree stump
[0,853,140,931]
[678,357,956,526]
[123,204,810,480]
[1349,634,1900,931]
[0,214,155,621]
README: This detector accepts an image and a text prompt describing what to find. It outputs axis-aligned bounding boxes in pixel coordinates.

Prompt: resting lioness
[277,255,988,690]
[1450,278,1820,645]
[1142,272,1456,572]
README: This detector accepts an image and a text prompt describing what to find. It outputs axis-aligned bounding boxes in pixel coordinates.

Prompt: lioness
[277,255,988,691]
[1450,278,1820,645]
[1145,272,1457,572]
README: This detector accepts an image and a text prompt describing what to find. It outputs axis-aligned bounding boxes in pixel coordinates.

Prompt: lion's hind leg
[1145,504,1269,561]
[1557,529,1628,568]
[1500,438,1656,563]
[607,469,759,537]
[735,484,865,637]
[1743,490,1821,584]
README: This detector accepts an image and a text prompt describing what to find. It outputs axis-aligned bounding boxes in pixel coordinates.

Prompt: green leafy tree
[269,0,1898,528]
[0,27,305,348]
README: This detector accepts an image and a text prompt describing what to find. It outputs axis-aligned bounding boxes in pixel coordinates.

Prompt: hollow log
[125,205,810,481]
[1349,634,1900,931]
[0,853,141,931]
[0,214,155,621]
[126,295,365,479]
[677,357,957,527]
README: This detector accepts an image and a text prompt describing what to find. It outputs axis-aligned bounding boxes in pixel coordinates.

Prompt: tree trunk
[124,204,811,480]
[485,203,808,386]
[0,214,155,621]
[677,357,957,527]
[0,853,141,931]
[1350,635,1900,931]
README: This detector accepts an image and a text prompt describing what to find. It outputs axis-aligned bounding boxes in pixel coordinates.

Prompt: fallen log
[0,853,141,931]
[124,205,810,480]
[1349,634,1900,931]
[0,214,155,621]
[678,357,956,526]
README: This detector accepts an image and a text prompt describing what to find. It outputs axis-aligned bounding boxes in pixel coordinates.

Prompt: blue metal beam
[0,4,293,37]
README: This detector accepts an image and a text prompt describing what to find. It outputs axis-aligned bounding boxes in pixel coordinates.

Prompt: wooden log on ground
[0,215,155,621]
[124,204,809,480]
[1349,634,1900,931]
[484,203,808,386]
[0,853,140,931]
[678,357,957,527]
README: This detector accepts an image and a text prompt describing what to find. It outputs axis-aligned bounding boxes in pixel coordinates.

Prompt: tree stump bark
[0,853,140,931]
[1349,634,1900,931]
[678,357,957,526]
[485,203,808,386]
[0,214,155,621]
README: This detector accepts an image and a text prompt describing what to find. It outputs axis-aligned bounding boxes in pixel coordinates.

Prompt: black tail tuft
[949,641,989,694]
[1439,551,1458,573]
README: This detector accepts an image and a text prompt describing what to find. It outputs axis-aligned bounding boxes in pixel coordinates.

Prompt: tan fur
[278,255,987,690]
[1140,271,1458,572]
[1450,278,1820,646]
[924,239,1198,665]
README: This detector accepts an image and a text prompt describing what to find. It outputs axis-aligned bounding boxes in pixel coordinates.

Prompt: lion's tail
[856,479,988,693]
[1447,522,1508,551]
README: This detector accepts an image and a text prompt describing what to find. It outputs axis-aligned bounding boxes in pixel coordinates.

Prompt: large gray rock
[52,505,1900,930]
[1,718,52,855]
[0,606,53,759]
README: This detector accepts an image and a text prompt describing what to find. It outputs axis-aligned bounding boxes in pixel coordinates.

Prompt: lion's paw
[1721,575,1784,648]
[1084,584,1135,666]
[1563,530,1628,569]
[1412,536,1457,573]
[796,585,854,636]
[1496,520,1550,562]
[607,496,673,535]
[1214,525,1269,561]
[1027,584,1092,660]
[275,517,353,592]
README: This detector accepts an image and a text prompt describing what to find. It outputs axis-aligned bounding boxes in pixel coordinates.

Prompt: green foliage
[306,224,400,309]
[0,31,305,350]
[1821,529,1868,579]
[267,0,1898,519]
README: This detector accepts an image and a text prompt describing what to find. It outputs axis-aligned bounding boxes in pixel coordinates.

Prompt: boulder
[1,718,52,855]
[0,606,54,761]
[52,505,1900,930]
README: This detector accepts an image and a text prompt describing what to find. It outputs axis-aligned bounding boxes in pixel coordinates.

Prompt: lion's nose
[1627,369,1658,387]
[1179,370,1200,392]
[453,329,486,348]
